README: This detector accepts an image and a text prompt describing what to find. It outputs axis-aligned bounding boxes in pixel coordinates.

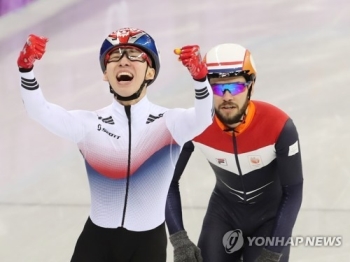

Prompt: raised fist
[17,34,49,69]
[174,45,207,81]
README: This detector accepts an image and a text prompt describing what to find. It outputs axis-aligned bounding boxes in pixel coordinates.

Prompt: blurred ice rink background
[0,0,349,261]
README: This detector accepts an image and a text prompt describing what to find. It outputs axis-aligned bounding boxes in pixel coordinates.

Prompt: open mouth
[116,72,134,83]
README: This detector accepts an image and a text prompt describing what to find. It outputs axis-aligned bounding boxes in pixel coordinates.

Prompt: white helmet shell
[204,43,256,81]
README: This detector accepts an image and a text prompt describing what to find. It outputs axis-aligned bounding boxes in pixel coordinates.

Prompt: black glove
[256,248,282,262]
[169,230,203,262]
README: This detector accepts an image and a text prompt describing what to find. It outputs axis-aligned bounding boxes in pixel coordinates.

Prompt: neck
[114,84,147,106]
[226,122,241,129]
[116,95,143,106]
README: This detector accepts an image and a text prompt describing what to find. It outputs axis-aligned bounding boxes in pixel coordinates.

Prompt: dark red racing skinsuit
[166,100,303,262]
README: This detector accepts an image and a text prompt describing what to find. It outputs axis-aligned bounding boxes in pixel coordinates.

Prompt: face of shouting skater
[103,46,155,105]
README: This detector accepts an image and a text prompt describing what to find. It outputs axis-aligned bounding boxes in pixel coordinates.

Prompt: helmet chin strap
[109,80,150,101]
[109,67,151,101]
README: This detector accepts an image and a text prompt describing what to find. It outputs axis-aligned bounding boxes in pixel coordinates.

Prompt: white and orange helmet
[204,43,257,83]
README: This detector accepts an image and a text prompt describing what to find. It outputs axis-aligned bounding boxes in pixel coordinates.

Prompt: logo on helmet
[100,27,161,86]
[108,28,144,45]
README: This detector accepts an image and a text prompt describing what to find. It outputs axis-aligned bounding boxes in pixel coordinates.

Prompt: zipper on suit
[232,131,247,202]
[121,105,132,227]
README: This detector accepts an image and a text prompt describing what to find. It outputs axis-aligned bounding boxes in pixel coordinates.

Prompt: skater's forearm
[165,141,194,234]
[266,182,303,253]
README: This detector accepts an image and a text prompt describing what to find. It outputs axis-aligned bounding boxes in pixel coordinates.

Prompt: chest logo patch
[216,158,227,166]
[248,155,263,169]
[146,113,165,124]
[98,115,115,125]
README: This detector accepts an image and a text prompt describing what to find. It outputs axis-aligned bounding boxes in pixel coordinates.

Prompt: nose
[222,90,233,101]
[118,54,130,66]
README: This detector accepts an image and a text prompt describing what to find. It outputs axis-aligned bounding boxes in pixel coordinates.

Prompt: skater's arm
[267,119,303,253]
[18,35,87,143]
[165,45,213,146]
[20,69,88,143]
[165,79,213,146]
[266,182,303,254]
[166,141,195,234]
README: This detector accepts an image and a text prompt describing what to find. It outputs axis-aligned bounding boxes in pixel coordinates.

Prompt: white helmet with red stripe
[204,43,256,82]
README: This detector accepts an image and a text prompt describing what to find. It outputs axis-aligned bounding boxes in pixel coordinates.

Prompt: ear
[250,82,255,96]
[247,82,254,99]
[145,67,155,80]
[103,71,108,81]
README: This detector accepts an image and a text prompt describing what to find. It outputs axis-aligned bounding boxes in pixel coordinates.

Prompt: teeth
[117,72,133,77]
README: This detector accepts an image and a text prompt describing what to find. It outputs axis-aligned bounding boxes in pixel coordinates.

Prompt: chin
[115,90,137,97]
[112,84,137,93]
[221,110,237,117]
